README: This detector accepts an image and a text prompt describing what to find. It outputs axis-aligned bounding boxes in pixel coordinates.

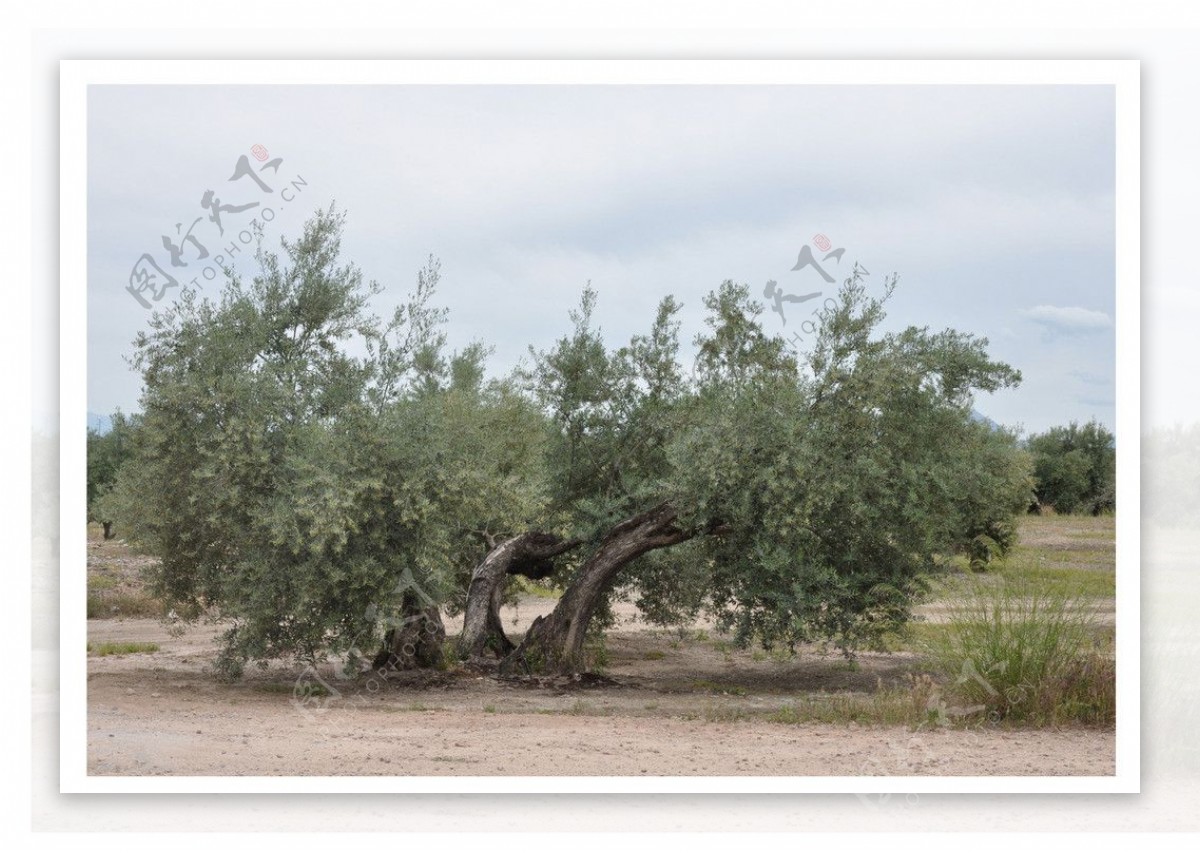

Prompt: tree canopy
[101,207,1035,677]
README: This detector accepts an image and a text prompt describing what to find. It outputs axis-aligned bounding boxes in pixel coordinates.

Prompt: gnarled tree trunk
[500,503,693,675]
[458,531,579,662]
[371,593,447,671]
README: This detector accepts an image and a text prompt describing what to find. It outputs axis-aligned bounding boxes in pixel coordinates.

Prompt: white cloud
[1023,304,1113,332]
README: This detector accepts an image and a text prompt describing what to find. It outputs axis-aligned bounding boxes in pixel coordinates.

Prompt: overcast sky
[88,83,1116,436]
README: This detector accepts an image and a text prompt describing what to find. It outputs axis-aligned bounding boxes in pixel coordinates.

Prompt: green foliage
[86,590,163,620]
[1026,419,1115,514]
[661,272,1030,652]
[521,285,683,532]
[514,268,1031,657]
[106,206,546,676]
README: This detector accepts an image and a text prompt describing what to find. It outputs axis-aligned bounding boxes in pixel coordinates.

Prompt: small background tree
[87,410,138,539]
[1026,419,1115,514]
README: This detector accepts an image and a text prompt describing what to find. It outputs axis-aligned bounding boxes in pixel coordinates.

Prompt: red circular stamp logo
[813,233,832,253]
[251,144,269,162]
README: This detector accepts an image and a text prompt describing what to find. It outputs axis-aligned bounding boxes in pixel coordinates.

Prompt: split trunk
[500,502,693,675]
[458,531,579,662]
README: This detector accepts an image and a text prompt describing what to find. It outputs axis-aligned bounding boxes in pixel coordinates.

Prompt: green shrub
[920,580,1113,725]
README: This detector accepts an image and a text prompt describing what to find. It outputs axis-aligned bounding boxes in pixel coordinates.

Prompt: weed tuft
[919,580,1114,725]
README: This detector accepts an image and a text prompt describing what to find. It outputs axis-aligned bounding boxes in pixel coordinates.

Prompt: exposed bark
[458,532,580,662]
[500,502,693,675]
[371,595,447,671]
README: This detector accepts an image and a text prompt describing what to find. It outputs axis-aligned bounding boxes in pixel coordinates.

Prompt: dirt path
[87,615,1113,777]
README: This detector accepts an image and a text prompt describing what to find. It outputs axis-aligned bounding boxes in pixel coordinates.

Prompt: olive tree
[108,207,1032,679]
[105,207,548,677]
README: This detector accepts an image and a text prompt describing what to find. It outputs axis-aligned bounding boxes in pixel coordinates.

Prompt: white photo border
[60,57,1141,794]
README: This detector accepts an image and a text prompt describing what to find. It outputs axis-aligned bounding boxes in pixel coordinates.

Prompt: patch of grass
[702,704,752,723]
[511,577,564,599]
[253,682,295,694]
[767,686,929,728]
[919,580,1114,726]
[87,592,164,619]
[254,681,333,698]
[483,704,497,713]
[566,698,610,716]
[994,554,1115,598]
[881,622,949,653]
[749,646,796,663]
[767,646,796,663]
[88,574,119,592]
[642,650,666,661]
[87,641,160,656]
[1065,527,1116,541]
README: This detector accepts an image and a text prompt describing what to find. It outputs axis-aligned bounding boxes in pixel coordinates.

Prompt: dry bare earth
[86,520,1116,777]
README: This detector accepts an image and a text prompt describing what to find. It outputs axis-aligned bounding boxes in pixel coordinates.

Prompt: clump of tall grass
[920,580,1114,726]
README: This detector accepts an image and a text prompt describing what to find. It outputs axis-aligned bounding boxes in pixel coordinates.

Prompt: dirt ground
[87,589,1114,777]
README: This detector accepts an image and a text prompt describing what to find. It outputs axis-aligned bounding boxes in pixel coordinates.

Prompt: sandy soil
[85,518,1115,778]
[87,606,1114,777]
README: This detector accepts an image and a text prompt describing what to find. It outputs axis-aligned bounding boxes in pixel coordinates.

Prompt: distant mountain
[87,411,113,434]
[969,409,1001,431]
